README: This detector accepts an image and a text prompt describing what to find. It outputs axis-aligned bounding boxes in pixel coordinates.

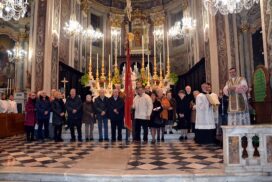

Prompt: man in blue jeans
[94,89,109,142]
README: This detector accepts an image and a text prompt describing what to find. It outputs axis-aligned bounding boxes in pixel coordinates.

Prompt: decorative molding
[81,0,90,14]
[109,13,125,27]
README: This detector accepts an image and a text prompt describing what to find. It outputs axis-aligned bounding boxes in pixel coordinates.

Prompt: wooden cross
[61,77,68,98]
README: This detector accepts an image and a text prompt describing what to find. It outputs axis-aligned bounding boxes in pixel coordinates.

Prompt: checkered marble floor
[127,141,223,170]
[0,135,223,171]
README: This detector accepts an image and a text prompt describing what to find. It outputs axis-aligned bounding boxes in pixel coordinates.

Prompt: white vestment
[0,100,9,113]
[8,100,18,113]
[195,93,215,129]
[223,77,250,125]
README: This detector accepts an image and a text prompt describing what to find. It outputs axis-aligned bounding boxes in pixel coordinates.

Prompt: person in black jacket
[108,89,124,141]
[35,91,51,141]
[176,90,189,140]
[51,91,66,142]
[218,89,229,127]
[94,89,109,142]
[66,88,83,142]
[150,91,163,144]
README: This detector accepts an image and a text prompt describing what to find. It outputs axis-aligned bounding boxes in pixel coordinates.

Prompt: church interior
[0,0,272,181]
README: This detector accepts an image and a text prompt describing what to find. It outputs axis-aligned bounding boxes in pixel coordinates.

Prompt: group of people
[18,67,251,144]
[0,94,18,114]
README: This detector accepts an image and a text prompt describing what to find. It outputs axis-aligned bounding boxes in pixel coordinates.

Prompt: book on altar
[206,93,220,106]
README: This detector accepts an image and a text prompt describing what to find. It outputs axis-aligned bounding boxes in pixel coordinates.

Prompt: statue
[122,67,137,90]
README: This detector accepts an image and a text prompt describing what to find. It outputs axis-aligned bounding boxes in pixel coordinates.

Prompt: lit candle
[160,53,162,71]
[7,79,9,94]
[154,34,156,58]
[148,53,150,71]
[167,34,169,63]
[120,35,121,56]
[142,35,144,57]
[97,53,98,71]
[102,36,104,66]
[109,54,111,76]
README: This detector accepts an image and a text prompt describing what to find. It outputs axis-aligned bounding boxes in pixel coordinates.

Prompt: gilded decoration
[109,13,125,28]
[150,11,165,26]
[81,0,90,14]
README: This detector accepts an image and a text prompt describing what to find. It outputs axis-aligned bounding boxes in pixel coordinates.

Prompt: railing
[222,125,272,174]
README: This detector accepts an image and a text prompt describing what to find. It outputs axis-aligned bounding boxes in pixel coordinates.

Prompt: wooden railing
[222,125,272,174]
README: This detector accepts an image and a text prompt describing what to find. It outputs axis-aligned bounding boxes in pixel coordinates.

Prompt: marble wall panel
[59,0,70,64]
[267,135,272,163]
[216,14,228,89]
[35,0,47,91]
[51,0,61,89]
[229,136,240,164]
[228,15,236,68]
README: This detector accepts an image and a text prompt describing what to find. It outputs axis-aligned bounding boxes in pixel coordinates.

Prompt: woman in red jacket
[25,92,37,142]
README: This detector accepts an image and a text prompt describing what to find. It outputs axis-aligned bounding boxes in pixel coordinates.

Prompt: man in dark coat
[35,91,51,141]
[94,89,109,142]
[108,89,124,141]
[66,88,83,142]
[184,85,194,132]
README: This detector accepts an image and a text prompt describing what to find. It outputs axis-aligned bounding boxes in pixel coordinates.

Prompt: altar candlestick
[141,35,145,78]
[166,34,170,78]
[159,52,163,87]
[153,33,158,80]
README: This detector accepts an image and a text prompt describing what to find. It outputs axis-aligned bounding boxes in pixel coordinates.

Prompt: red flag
[124,36,133,131]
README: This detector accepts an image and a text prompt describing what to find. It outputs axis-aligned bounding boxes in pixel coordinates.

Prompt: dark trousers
[25,126,34,141]
[37,119,49,140]
[135,119,148,142]
[111,119,122,140]
[70,121,82,140]
[54,124,62,141]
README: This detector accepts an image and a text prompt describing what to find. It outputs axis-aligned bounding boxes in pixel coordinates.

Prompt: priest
[223,68,250,125]
[195,83,216,144]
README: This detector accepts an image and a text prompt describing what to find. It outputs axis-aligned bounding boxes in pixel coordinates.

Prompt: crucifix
[61,77,69,98]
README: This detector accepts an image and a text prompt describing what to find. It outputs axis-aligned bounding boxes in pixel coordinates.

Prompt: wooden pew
[0,113,25,138]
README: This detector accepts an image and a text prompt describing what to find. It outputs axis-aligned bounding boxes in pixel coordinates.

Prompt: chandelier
[83,25,103,41]
[0,0,28,21]
[168,17,196,39]
[7,42,27,62]
[63,14,83,37]
[203,0,259,15]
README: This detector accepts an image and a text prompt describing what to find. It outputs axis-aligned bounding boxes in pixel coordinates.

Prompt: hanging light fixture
[168,17,196,39]
[83,25,103,41]
[0,0,28,21]
[203,0,259,16]
[63,14,83,38]
[7,42,27,62]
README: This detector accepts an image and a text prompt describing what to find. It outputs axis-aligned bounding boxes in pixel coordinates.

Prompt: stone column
[208,14,220,94]
[260,0,269,67]
[33,0,47,92]
[43,0,54,94]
